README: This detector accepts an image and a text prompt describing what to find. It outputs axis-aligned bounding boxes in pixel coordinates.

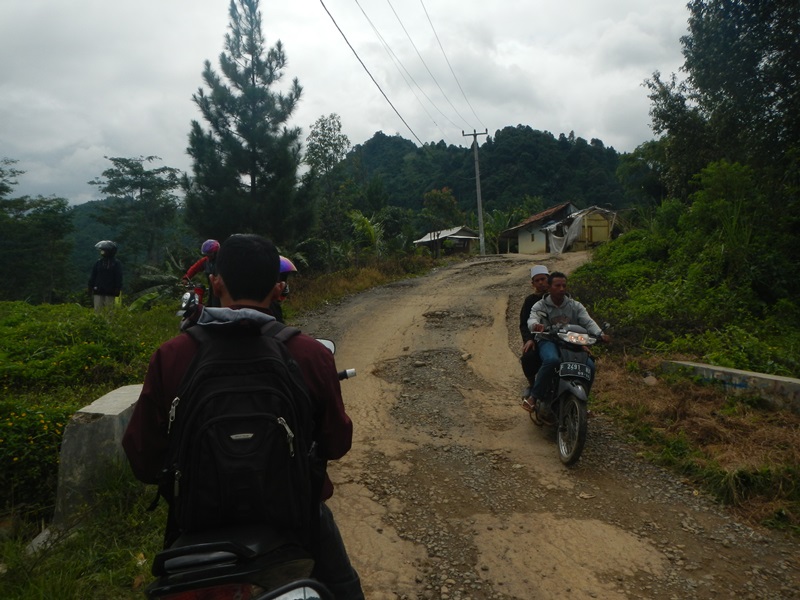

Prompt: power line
[318,0,425,146]
[420,0,486,131]
[354,0,455,144]
[385,0,471,131]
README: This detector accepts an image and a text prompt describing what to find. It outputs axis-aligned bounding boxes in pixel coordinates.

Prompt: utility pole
[463,129,488,256]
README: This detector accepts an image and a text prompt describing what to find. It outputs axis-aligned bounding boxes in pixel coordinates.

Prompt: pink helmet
[201,239,220,256]
[279,256,297,274]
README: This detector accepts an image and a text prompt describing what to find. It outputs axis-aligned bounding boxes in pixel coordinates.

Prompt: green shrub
[0,301,182,390]
[667,324,796,376]
[569,192,800,374]
[0,300,181,521]
[0,398,75,521]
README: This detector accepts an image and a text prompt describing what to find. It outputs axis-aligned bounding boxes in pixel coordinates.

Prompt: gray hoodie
[180,306,276,331]
[527,294,603,339]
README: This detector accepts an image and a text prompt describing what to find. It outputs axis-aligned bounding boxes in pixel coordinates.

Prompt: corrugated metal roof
[540,205,617,231]
[413,226,479,244]
[503,202,577,233]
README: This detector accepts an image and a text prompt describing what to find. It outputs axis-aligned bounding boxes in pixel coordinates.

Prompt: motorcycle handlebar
[338,368,356,380]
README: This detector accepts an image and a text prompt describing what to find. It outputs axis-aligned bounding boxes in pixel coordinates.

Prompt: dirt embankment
[295,252,799,600]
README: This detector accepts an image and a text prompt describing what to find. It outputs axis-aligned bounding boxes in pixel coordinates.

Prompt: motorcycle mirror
[256,578,333,599]
[317,339,335,354]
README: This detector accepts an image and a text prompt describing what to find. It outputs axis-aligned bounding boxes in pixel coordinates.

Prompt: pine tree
[183,0,306,246]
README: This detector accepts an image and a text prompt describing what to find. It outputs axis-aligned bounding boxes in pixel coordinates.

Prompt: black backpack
[158,319,319,550]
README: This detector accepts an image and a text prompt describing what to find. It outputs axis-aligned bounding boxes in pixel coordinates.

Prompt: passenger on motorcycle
[183,239,220,306]
[525,271,610,413]
[270,255,298,323]
[519,265,550,402]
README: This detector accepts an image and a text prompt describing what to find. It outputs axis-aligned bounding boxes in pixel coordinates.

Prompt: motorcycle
[177,281,205,319]
[145,339,353,600]
[527,322,604,466]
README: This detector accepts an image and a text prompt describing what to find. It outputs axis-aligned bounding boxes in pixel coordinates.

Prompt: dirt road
[295,253,798,600]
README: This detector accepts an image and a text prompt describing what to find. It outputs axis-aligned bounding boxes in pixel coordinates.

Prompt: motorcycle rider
[270,255,298,323]
[123,234,364,599]
[525,271,610,414]
[183,239,220,306]
[519,265,550,411]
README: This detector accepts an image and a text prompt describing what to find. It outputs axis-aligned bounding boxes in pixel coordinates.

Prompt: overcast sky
[0,0,688,204]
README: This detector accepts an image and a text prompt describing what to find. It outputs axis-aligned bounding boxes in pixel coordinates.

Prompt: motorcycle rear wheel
[557,393,587,466]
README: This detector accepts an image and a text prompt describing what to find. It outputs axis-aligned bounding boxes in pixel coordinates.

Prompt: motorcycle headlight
[557,331,596,345]
[180,291,196,310]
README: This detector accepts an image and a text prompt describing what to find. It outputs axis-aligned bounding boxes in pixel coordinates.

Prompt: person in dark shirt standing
[88,240,122,311]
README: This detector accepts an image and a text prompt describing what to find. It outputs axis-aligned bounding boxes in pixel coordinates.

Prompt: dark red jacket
[121,310,353,501]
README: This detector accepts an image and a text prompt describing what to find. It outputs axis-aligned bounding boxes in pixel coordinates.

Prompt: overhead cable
[318,0,425,146]
[385,0,471,130]
[354,0,454,144]
[420,0,487,131]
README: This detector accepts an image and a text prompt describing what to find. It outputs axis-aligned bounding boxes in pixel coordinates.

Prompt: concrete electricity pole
[463,129,488,256]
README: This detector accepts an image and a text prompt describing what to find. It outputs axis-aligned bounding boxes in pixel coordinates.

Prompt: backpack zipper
[168,397,180,435]
[169,397,181,496]
[277,417,296,457]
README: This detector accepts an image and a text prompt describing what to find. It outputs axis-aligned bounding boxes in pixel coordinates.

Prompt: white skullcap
[531,265,549,278]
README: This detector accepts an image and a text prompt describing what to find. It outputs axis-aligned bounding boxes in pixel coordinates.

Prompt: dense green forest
[1,0,798,374]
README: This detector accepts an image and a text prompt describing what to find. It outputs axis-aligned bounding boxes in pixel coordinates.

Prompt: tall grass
[0,462,164,600]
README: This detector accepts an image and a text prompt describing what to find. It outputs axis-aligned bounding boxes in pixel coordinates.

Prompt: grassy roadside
[593,352,800,535]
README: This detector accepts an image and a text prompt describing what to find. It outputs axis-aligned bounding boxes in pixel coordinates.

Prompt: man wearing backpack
[122,233,364,599]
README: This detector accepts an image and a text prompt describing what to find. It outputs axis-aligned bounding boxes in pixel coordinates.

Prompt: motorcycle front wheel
[557,393,587,466]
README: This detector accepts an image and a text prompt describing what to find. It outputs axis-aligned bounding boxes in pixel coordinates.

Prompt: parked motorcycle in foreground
[145,339,352,600]
[527,323,604,466]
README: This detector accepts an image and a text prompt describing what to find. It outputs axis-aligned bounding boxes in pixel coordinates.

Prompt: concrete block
[662,361,800,413]
[51,384,142,527]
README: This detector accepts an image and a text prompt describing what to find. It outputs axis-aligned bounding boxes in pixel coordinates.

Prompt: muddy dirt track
[295,252,799,600]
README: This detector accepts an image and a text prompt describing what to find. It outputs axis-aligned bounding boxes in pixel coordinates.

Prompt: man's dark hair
[216,234,280,301]
[548,271,567,285]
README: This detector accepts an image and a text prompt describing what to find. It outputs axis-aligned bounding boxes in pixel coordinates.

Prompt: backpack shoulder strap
[260,319,301,344]
[184,324,212,344]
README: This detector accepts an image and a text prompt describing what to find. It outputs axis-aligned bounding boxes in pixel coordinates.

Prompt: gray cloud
[0,0,687,204]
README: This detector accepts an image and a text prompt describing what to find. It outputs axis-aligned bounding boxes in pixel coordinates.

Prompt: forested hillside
[328,126,625,214]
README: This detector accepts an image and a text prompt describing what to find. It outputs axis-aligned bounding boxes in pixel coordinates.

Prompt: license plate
[559,362,592,380]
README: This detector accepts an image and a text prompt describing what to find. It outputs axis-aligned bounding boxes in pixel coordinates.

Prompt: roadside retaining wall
[662,360,800,413]
[51,384,142,527]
